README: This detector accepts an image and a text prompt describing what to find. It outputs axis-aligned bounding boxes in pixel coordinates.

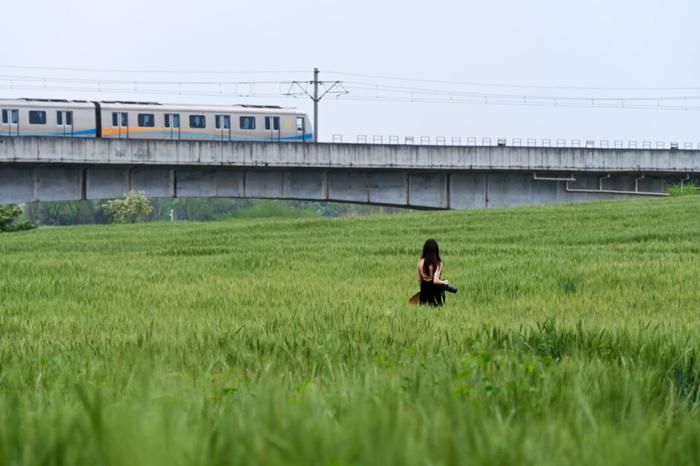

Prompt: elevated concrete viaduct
[0,137,698,209]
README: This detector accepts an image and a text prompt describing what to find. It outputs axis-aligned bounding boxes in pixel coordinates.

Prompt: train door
[1,108,19,136]
[112,112,129,139]
[165,113,180,140]
[215,114,231,141]
[296,116,306,142]
[57,110,73,137]
[265,116,280,141]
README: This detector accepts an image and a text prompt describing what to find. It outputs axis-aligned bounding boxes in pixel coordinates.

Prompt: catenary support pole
[284,69,347,144]
[313,68,319,143]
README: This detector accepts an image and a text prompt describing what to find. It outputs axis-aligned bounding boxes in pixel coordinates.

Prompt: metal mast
[313,68,319,143]
[285,68,348,143]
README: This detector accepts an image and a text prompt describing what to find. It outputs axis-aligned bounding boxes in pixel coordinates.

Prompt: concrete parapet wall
[1,137,699,173]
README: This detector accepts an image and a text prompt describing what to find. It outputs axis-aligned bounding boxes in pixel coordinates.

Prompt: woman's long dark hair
[421,239,442,276]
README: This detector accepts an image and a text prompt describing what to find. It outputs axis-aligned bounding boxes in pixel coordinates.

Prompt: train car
[0,98,313,142]
[98,102,312,142]
[0,98,97,137]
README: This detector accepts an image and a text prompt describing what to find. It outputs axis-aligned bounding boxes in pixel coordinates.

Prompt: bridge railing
[330,135,700,151]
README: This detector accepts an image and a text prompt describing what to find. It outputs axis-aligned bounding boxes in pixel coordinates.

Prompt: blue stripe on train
[5,130,313,141]
[105,131,314,141]
[6,128,97,137]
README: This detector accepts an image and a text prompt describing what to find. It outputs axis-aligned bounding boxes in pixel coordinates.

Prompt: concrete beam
[1,164,697,208]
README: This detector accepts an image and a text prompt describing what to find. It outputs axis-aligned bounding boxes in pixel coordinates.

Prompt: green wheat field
[1,197,699,466]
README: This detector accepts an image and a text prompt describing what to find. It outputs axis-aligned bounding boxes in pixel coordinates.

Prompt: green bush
[0,204,36,232]
[667,181,698,196]
[104,191,153,223]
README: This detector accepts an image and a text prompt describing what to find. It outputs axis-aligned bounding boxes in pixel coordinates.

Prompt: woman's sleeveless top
[419,263,445,306]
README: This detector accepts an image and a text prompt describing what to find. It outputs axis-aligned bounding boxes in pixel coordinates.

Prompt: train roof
[0,98,95,108]
[99,101,301,114]
[0,98,302,114]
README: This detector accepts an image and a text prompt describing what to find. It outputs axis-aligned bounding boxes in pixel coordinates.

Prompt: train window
[189,115,206,129]
[1,110,17,125]
[216,115,231,129]
[296,117,304,131]
[112,112,129,127]
[29,111,47,125]
[165,114,180,128]
[57,111,73,126]
[112,112,129,128]
[138,114,155,127]
[265,116,280,131]
[240,116,256,130]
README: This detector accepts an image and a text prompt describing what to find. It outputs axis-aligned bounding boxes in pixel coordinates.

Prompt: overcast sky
[2,0,698,143]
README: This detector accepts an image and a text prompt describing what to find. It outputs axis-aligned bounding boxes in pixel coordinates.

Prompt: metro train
[0,98,313,142]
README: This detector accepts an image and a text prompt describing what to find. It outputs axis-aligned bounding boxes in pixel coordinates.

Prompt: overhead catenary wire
[331,95,700,111]
[0,64,308,75]
[2,75,699,104]
[2,84,695,111]
[3,65,697,91]
[342,81,700,102]
[0,84,285,99]
[0,74,297,86]
[3,74,697,101]
[1,72,699,111]
[327,70,700,92]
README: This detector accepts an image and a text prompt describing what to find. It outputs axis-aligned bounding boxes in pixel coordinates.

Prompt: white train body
[0,98,313,142]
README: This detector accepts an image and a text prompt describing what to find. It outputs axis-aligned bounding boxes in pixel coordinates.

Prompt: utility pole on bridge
[286,68,348,143]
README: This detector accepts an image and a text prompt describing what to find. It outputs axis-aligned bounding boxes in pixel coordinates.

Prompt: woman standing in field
[417,239,450,306]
